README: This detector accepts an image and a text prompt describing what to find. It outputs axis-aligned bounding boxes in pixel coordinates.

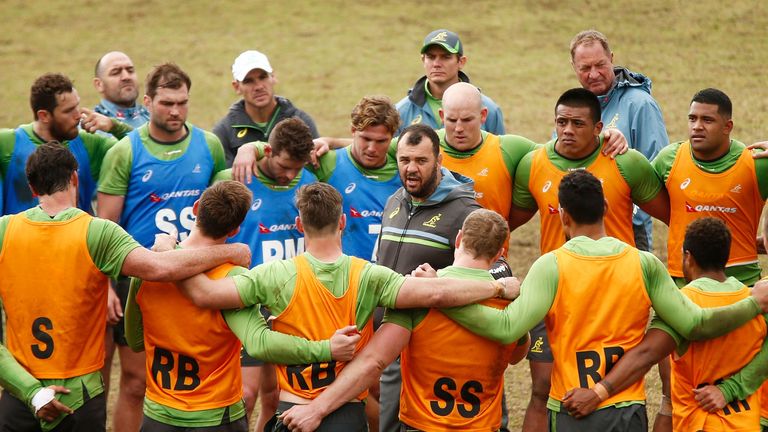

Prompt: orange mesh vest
[441,134,512,219]
[671,284,765,432]
[666,142,761,277]
[137,264,243,411]
[529,147,635,254]
[0,212,107,378]
[273,255,372,400]
[761,381,768,423]
[400,297,514,432]
[546,246,650,407]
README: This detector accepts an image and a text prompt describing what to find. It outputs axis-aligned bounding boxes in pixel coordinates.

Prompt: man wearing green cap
[396,29,505,136]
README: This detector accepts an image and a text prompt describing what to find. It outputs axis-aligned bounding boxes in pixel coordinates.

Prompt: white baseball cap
[232,50,273,81]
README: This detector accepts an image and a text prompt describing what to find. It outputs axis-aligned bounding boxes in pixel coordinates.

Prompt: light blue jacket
[395,72,505,136]
[600,67,669,247]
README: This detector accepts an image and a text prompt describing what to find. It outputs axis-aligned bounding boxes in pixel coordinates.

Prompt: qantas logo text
[258,222,298,233]
[350,207,382,218]
[148,189,202,202]
[685,202,737,214]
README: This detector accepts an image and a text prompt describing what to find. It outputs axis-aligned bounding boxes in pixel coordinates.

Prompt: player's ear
[295,216,305,234]
[192,199,200,216]
[339,213,347,231]
[455,230,463,247]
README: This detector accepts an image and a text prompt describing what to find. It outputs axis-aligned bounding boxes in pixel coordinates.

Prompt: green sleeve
[213,169,233,182]
[109,119,132,140]
[511,151,537,210]
[650,142,680,184]
[716,315,768,402]
[614,149,663,204]
[124,278,144,352]
[234,260,296,310]
[0,128,16,178]
[383,307,424,331]
[642,252,761,340]
[0,343,42,410]
[311,150,337,182]
[97,137,133,194]
[248,141,268,159]
[357,263,406,310]
[388,137,398,159]
[441,253,559,344]
[204,131,227,183]
[499,135,539,181]
[223,307,332,364]
[86,218,141,278]
[79,132,118,183]
[753,157,768,200]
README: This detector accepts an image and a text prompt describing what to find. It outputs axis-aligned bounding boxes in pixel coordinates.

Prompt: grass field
[3,0,768,430]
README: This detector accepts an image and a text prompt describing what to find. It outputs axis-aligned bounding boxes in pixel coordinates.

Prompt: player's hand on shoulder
[152,228,178,252]
[232,143,259,184]
[693,385,726,412]
[499,276,521,301]
[279,403,323,432]
[751,278,768,313]
[748,141,768,159]
[310,138,332,169]
[329,325,361,361]
[229,243,251,268]
[562,387,601,418]
[602,128,628,159]
[33,386,73,422]
[410,263,437,278]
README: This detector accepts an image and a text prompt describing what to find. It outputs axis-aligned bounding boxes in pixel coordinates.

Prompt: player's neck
[181,230,225,249]
[689,268,727,283]
[453,252,493,271]
[245,98,278,123]
[304,235,343,262]
[37,190,76,216]
[568,223,606,241]
[32,121,55,142]
[427,78,459,100]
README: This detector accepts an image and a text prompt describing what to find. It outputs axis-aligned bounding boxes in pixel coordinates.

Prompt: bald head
[440,82,488,151]
[93,51,139,108]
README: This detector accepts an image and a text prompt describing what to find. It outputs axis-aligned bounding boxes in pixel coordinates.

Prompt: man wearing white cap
[213,50,319,166]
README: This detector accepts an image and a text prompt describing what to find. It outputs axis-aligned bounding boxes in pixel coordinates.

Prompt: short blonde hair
[350,96,400,136]
[460,209,509,260]
[570,30,611,60]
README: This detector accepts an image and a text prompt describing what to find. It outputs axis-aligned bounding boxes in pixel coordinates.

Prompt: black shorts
[549,404,647,432]
[0,389,106,432]
[267,400,366,432]
[240,305,273,367]
[110,277,131,346]
[526,320,553,362]
[140,414,248,431]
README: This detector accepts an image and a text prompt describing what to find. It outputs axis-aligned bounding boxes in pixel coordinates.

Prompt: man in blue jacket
[396,29,505,136]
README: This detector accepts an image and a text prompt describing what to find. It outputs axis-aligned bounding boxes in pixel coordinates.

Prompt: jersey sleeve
[203,131,228,183]
[0,128,17,179]
[383,307,425,331]
[123,277,145,352]
[311,149,337,182]
[98,137,133,195]
[86,218,141,279]
[642,252,762,340]
[650,143,680,185]
[441,253,559,344]
[233,260,295,309]
[511,151,537,210]
[0,344,42,410]
[213,169,233,182]
[358,263,407,310]
[499,135,539,182]
[715,316,768,402]
[752,157,768,200]
[223,306,332,364]
[80,132,118,183]
[615,149,663,204]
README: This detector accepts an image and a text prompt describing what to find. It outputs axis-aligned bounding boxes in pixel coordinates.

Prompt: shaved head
[440,82,487,151]
[93,51,139,107]
[442,82,483,112]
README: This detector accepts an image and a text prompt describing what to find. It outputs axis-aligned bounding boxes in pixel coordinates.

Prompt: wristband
[31,387,55,414]
[658,394,672,416]
[592,382,610,401]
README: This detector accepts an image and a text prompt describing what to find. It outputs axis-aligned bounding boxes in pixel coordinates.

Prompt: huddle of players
[2,27,768,432]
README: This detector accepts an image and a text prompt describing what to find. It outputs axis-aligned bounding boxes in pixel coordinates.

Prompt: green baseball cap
[421,29,463,56]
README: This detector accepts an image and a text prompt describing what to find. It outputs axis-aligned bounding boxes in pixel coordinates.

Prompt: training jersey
[437,130,538,220]
[0,207,138,429]
[216,167,316,264]
[136,264,244,422]
[386,266,516,432]
[99,124,226,247]
[547,245,650,408]
[670,277,765,432]
[0,123,126,215]
[515,138,661,254]
[653,140,768,285]
[438,236,763,412]
[761,382,768,426]
[325,147,401,260]
[273,255,373,400]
